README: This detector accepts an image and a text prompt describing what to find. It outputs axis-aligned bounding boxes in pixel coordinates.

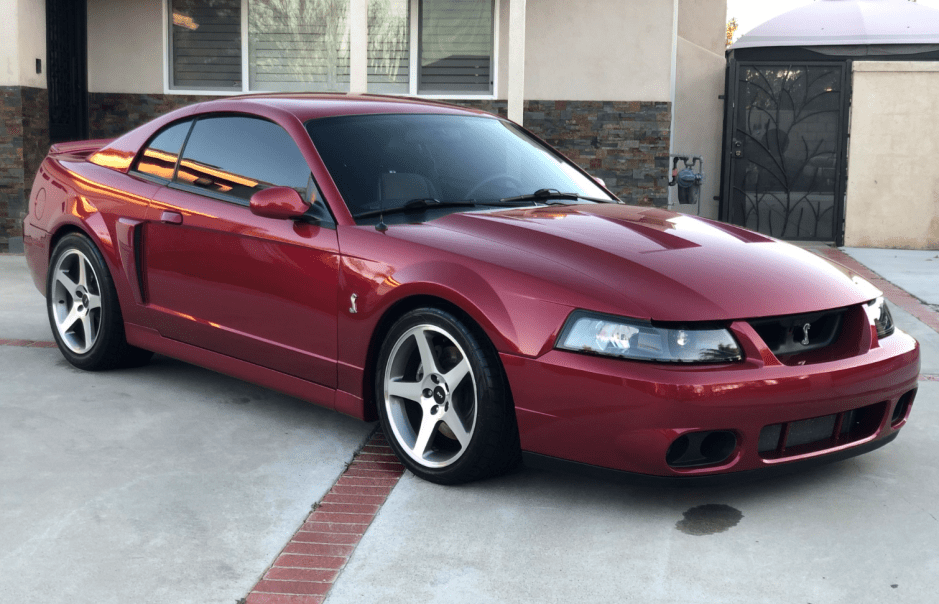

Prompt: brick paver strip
[811,247,939,335]
[0,338,57,348]
[243,431,405,604]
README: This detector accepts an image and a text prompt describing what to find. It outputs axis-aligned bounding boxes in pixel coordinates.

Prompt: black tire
[376,307,521,484]
[46,233,153,371]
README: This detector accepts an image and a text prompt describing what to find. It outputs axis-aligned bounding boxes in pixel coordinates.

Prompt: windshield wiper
[499,188,615,204]
[354,198,479,219]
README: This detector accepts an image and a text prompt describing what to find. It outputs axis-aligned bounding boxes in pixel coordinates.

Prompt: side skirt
[124,322,368,421]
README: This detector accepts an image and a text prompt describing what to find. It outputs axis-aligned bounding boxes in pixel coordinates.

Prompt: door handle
[160,210,183,225]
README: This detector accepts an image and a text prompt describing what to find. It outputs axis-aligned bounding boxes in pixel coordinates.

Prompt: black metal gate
[721,61,850,244]
[47,0,88,143]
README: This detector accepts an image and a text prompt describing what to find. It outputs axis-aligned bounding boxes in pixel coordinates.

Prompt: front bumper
[502,319,920,478]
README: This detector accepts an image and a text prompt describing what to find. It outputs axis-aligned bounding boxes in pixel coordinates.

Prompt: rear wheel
[47,233,152,370]
[376,308,520,484]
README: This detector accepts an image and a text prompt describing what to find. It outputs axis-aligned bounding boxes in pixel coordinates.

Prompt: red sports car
[23,94,920,484]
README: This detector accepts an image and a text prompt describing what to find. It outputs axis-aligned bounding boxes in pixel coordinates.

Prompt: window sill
[162,88,498,101]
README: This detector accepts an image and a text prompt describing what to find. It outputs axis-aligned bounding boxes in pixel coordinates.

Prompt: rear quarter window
[134,120,193,181]
[176,116,311,202]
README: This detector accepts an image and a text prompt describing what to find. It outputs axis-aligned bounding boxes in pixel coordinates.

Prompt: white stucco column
[349,0,368,93]
[507,0,526,125]
[667,0,679,207]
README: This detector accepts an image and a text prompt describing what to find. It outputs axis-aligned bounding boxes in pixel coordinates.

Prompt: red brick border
[243,431,405,604]
[811,247,939,335]
[0,338,57,348]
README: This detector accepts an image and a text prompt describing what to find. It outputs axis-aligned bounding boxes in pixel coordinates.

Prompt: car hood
[423,204,880,322]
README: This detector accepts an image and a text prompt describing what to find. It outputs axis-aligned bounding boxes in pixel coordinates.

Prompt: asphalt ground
[1,248,938,604]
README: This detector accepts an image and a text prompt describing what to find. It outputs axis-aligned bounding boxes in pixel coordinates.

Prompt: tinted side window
[176,116,311,202]
[135,120,193,181]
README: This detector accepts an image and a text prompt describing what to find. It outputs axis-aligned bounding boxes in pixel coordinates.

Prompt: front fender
[335,239,574,401]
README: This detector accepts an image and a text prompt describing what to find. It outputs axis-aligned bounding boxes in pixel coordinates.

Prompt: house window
[248,0,351,93]
[168,0,494,96]
[367,0,410,94]
[170,0,242,90]
[419,0,493,94]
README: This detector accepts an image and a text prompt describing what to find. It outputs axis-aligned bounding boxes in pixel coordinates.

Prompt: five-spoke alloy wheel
[377,308,520,484]
[50,247,103,355]
[46,233,152,370]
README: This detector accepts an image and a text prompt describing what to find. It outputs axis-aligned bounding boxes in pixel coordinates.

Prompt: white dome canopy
[733,0,939,50]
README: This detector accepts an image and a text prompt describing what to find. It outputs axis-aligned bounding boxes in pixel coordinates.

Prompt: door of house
[722,62,849,244]
[47,0,88,143]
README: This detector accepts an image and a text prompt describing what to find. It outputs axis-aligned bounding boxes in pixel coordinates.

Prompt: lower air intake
[758,401,887,460]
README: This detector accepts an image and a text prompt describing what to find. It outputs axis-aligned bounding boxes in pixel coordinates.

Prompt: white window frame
[163,0,499,99]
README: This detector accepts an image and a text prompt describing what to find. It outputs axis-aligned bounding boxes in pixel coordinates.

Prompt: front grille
[748,305,867,365]
[758,401,887,460]
[749,308,845,356]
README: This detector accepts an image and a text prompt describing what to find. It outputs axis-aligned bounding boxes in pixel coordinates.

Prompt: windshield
[305,113,614,221]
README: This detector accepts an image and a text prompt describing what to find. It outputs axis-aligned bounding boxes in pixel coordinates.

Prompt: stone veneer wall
[88,93,216,139]
[22,88,50,211]
[85,94,671,207]
[0,86,49,253]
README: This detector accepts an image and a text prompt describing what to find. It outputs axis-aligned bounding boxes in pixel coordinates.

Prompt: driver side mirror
[249,186,311,220]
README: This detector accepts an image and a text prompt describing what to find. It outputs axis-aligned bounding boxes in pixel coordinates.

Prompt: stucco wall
[84,0,686,103]
[845,62,939,249]
[1,0,46,88]
[17,0,46,89]
[87,0,164,94]
[670,0,726,219]
[0,2,17,87]
[523,0,673,102]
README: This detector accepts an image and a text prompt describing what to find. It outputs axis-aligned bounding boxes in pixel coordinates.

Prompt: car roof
[87,93,502,174]
[192,93,497,122]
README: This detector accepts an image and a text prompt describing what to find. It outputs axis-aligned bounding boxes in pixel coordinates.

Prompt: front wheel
[376,308,520,484]
[47,233,153,370]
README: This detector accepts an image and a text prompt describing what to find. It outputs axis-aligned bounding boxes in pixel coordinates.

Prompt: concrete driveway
[326,250,939,604]
[2,250,938,604]
[0,256,375,604]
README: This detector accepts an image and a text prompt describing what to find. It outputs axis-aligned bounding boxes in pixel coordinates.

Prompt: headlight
[865,297,895,339]
[556,311,743,363]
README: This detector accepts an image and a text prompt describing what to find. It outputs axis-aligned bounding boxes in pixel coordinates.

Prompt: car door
[139,114,340,388]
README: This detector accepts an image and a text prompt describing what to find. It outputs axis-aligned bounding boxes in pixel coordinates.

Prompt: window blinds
[249,0,351,92]
[171,0,242,89]
[367,0,409,93]
[419,0,492,93]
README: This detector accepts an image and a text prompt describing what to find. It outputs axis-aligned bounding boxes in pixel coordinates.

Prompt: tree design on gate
[730,65,844,240]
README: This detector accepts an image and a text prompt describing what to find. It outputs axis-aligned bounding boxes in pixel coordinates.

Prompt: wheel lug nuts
[431,375,439,384]
[423,388,433,398]
[431,405,439,414]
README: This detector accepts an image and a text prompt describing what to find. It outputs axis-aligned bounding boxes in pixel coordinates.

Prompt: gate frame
[719,59,851,246]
